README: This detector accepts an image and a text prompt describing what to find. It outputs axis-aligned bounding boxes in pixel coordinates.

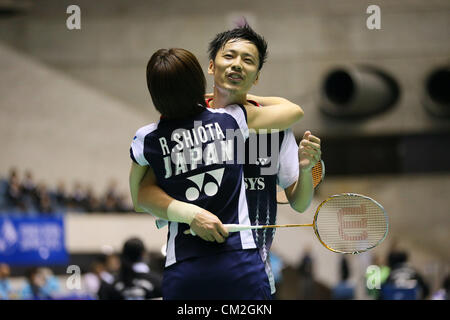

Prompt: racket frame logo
[313,193,389,255]
[337,204,369,241]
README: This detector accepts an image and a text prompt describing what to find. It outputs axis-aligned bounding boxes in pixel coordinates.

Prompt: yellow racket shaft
[184,223,313,235]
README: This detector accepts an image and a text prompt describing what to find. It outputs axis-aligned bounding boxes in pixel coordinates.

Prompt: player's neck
[210,86,247,108]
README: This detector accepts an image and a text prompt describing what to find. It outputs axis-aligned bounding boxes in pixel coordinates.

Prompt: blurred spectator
[99,237,162,300]
[381,250,430,300]
[100,194,119,213]
[105,179,120,200]
[6,168,18,186]
[40,268,61,297]
[33,183,49,207]
[0,264,13,300]
[6,171,26,212]
[332,256,355,300]
[70,182,87,212]
[20,267,53,300]
[297,247,315,299]
[38,193,55,215]
[30,182,56,215]
[86,194,101,213]
[21,170,37,198]
[83,260,107,299]
[105,253,121,278]
[54,181,69,210]
[432,275,450,300]
[1,168,133,214]
[83,185,97,212]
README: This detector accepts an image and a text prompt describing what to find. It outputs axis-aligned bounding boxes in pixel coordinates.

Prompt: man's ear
[253,72,260,85]
[208,60,215,75]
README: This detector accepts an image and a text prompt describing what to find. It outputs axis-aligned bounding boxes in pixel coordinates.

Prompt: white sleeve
[209,105,249,140]
[130,123,157,166]
[277,129,299,189]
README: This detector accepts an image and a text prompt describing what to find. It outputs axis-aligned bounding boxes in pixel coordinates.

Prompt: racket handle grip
[225,224,262,232]
[183,224,261,236]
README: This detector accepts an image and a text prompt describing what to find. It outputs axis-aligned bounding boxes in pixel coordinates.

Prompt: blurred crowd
[0,264,62,300]
[0,237,165,300]
[0,241,448,300]
[273,245,449,300]
[0,168,133,215]
[0,168,448,300]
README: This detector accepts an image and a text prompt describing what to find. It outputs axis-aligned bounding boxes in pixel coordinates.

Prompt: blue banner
[0,215,68,265]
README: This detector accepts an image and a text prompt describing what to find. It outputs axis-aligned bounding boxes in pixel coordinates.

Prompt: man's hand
[189,210,229,243]
[299,131,321,171]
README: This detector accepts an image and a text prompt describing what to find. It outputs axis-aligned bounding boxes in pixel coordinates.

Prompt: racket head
[276,160,325,204]
[312,193,388,254]
[312,160,325,188]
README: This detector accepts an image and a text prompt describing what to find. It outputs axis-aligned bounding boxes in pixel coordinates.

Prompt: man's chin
[219,83,248,95]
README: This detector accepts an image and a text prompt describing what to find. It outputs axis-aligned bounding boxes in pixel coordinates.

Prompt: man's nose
[231,57,242,71]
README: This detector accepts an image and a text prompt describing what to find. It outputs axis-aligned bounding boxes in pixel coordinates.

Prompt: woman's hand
[188,209,229,243]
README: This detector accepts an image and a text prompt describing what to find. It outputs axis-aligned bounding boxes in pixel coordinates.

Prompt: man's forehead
[221,39,258,57]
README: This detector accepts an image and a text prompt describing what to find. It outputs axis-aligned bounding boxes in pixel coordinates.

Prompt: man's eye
[224,54,233,59]
[245,59,254,64]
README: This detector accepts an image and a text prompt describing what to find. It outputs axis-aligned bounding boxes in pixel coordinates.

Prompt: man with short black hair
[132,24,321,298]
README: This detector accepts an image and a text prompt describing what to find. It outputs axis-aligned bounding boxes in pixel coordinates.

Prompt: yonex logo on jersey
[256,158,271,166]
[244,177,265,191]
[185,168,225,201]
[247,130,279,175]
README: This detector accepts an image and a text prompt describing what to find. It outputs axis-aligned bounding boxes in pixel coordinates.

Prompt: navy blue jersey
[207,100,299,295]
[205,100,299,261]
[205,99,299,270]
[244,128,299,258]
[243,127,299,294]
[130,106,256,267]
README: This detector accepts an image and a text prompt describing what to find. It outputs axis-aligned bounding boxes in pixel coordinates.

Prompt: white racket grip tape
[184,224,261,236]
[224,224,263,232]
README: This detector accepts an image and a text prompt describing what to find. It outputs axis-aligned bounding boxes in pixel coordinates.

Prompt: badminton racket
[277,159,325,204]
[155,160,325,229]
[185,193,388,254]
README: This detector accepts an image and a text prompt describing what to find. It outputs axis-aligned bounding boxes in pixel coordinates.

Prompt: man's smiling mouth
[227,72,244,82]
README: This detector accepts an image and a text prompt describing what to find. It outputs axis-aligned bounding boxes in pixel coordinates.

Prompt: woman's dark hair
[120,237,145,286]
[208,24,268,71]
[146,48,206,119]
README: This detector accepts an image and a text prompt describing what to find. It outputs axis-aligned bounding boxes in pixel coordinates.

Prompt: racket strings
[315,196,388,254]
[311,160,324,188]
